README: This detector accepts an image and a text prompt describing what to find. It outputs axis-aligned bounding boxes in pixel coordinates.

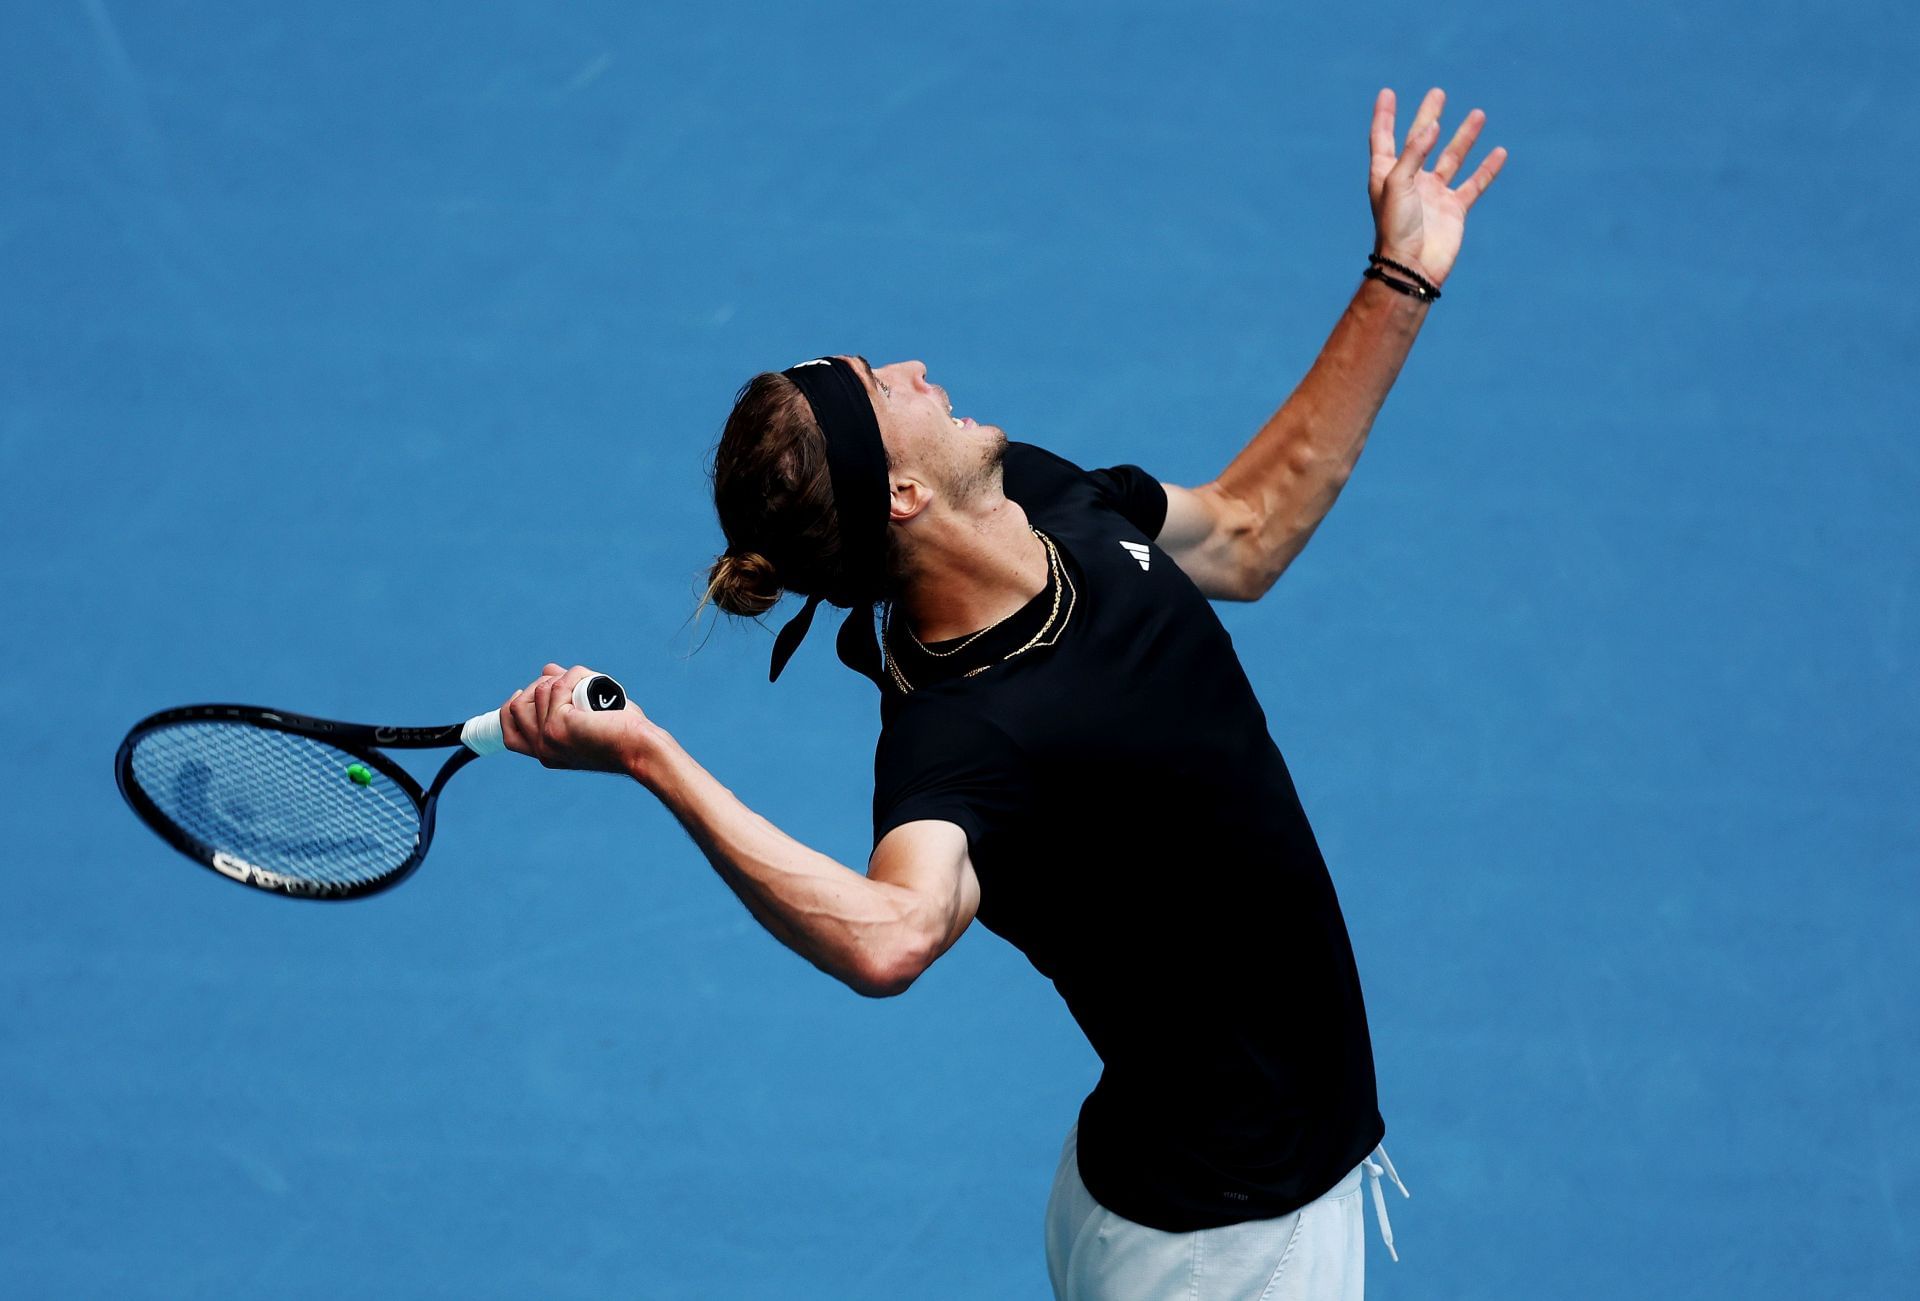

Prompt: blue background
[4,1,1915,1296]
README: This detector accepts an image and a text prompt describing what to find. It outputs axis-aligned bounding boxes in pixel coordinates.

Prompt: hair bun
[705,549,783,617]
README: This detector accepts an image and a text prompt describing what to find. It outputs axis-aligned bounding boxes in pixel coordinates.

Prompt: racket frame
[114,702,480,901]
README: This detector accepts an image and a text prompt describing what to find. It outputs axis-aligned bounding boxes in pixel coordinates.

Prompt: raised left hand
[1369,87,1507,287]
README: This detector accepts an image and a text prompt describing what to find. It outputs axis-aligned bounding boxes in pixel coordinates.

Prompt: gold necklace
[981,531,1075,671]
[883,529,1076,696]
[902,526,1046,658]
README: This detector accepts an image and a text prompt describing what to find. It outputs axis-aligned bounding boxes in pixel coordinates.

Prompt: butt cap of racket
[461,673,628,756]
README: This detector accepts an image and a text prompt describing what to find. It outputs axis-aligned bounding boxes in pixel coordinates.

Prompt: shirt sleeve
[1087,463,1170,540]
[871,702,1027,862]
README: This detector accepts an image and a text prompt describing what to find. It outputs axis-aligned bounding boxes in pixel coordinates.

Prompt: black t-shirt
[868,442,1383,1233]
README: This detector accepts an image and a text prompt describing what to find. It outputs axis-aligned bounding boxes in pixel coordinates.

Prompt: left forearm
[1162,87,1503,601]
[1214,274,1429,590]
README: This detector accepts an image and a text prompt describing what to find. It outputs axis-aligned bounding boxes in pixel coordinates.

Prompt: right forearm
[625,725,934,995]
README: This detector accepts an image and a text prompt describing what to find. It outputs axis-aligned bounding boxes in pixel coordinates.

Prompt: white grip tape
[461,675,623,756]
[461,709,507,756]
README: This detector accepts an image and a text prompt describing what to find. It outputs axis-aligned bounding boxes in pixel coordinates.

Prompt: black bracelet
[1363,265,1439,303]
[1367,253,1441,300]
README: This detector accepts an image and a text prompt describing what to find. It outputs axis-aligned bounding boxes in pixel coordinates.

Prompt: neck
[896,498,1048,644]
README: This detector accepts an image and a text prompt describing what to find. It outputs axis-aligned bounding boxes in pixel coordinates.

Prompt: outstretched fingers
[1455,145,1509,208]
[1389,118,1439,185]
[1381,87,1441,181]
[1407,87,1445,143]
[1370,87,1397,166]
[1430,108,1485,185]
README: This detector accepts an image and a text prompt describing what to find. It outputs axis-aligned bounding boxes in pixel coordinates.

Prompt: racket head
[114,704,469,901]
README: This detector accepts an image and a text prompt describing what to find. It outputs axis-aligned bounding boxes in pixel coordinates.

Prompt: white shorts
[1043,1125,1407,1301]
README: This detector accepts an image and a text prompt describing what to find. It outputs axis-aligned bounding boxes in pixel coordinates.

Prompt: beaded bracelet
[1367,253,1441,301]
[1363,265,1439,303]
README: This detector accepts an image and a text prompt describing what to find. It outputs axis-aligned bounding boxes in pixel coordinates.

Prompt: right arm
[642,734,979,997]
[502,664,979,999]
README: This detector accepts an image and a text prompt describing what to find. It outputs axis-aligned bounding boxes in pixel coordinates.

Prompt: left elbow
[1232,534,1312,601]
[1189,484,1272,601]
[1218,525,1288,601]
[1228,488,1339,601]
[1227,563,1282,603]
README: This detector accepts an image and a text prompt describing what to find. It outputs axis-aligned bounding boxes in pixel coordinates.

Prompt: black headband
[767,356,890,683]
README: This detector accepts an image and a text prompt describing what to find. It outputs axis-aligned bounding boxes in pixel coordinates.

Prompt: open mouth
[940,389,977,429]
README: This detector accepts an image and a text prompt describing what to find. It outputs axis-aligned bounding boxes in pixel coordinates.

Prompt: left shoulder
[1003,442,1167,540]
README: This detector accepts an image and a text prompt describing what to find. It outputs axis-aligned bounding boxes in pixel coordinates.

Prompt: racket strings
[128,723,422,888]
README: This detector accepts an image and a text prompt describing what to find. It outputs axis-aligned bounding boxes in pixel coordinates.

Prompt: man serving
[502,87,1504,1299]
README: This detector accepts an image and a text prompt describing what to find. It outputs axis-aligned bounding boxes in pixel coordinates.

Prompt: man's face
[843,356,1007,510]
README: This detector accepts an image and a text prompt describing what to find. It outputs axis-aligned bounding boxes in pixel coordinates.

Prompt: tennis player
[503,88,1503,1300]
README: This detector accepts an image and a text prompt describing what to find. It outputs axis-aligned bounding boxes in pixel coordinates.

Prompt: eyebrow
[852,355,882,392]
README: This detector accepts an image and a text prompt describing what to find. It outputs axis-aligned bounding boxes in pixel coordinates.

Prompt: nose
[876,359,934,395]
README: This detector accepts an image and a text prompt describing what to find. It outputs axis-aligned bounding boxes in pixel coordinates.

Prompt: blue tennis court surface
[3,2,1914,1296]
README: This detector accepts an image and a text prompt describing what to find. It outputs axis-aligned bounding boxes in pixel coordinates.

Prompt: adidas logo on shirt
[1119,540,1151,571]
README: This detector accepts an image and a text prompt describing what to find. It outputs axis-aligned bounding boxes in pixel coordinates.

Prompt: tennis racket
[113,673,628,901]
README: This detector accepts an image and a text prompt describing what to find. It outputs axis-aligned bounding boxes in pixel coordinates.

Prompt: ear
[889,473,933,525]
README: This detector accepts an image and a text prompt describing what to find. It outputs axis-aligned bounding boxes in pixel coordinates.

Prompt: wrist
[1363,250,1440,304]
[1371,243,1438,287]
[623,718,680,790]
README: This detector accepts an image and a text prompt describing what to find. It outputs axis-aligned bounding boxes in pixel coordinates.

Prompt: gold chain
[901,531,1043,659]
[883,529,1076,696]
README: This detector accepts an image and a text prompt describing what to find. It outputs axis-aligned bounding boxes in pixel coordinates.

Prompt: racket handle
[461,673,629,756]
